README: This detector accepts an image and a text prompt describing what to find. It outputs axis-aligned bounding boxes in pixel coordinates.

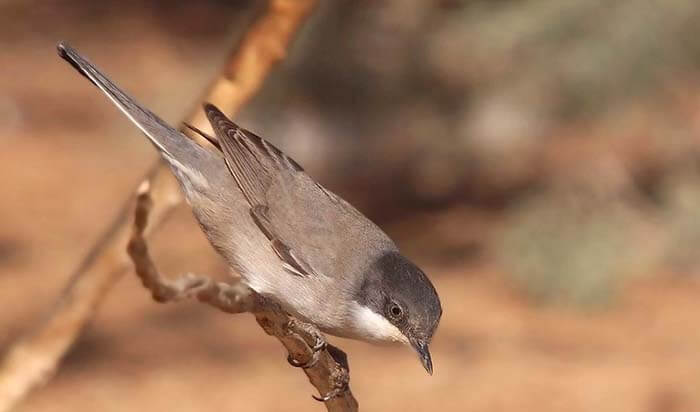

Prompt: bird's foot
[286,320,327,369]
[312,384,349,402]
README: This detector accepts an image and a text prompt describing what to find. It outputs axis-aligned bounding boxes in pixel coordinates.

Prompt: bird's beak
[411,340,433,375]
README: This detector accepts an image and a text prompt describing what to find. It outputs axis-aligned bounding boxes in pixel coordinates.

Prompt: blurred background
[2,0,700,411]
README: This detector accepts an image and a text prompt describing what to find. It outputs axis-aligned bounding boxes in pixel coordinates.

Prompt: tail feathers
[57,42,212,171]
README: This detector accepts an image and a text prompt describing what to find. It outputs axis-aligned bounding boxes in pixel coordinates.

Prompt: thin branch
[0,1,318,411]
[128,181,358,411]
[127,180,256,313]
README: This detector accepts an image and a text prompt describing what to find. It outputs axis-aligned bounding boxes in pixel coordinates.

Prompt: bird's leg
[312,382,350,402]
[283,321,352,401]
[312,345,351,402]
[285,319,327,369]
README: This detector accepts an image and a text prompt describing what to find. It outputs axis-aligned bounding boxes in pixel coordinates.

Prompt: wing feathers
[250,205,316,277]
[203,103,303,207]
[203,105,320,278]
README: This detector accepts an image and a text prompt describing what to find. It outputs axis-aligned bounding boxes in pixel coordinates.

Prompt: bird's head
[351,252,442,374]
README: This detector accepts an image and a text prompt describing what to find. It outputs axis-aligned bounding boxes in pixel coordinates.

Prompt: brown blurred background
[3,0,700,411]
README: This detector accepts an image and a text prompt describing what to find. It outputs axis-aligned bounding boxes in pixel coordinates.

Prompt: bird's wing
[203,104,375,278]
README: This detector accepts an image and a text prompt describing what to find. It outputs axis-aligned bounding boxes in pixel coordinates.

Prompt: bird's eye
[388,302,403,319]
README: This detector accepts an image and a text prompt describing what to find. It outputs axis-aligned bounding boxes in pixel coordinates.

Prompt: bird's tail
[56,41,215,181]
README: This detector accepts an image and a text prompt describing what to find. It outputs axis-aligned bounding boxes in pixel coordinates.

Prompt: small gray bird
[57,42,442,374]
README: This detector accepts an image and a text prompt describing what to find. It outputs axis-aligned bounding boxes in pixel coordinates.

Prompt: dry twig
[0,1,348,411]
[128,182,357,410]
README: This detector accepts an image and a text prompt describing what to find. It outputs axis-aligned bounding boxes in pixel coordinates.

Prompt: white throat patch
[350,303,409,344]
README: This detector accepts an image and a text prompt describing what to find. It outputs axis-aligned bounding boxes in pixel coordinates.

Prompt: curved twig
[127,181,357,410]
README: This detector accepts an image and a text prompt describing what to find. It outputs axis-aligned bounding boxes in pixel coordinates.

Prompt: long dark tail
[57,41,215,177]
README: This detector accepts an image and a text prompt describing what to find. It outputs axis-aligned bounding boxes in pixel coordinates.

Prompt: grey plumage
[57,41,442,374]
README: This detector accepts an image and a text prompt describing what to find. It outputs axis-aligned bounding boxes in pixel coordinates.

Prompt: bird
[57,41,442,375]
